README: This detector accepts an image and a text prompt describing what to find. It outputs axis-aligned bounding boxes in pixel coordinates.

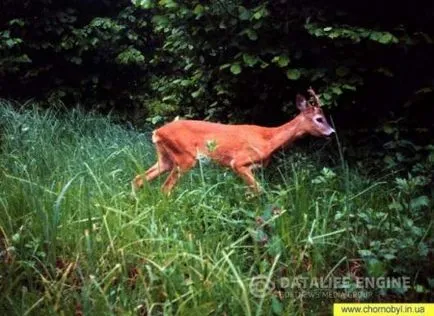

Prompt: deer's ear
[296,94,307,112]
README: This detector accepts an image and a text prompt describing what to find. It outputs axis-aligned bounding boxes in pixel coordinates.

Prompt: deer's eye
[316,117,324,124]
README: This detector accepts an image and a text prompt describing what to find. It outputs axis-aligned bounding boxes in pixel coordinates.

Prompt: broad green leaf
[329,31,340,39]
[342,84,356,91]
[379,33,393,44]
[253,9,265,20]
[219,63,231,70]
[286,69,301,80]
[242,53,258,67]
[151,115,163,125]
[9,19,25,27]
[245,29,258,40]
[331,86,343,95]
[5,39,18,47]
[162,95,176,102]
[160,0,178,9]
[323,93,332,100]
[383,253,396,260]
[132,0,153,8]
[358,249,374,257]
[180,79,191,86]
[238,6,250,20]
[383,124,395,134]
[230,63,242,75]
[193,4,205,15]
[272,54,290,67]
[151,15,169,28]
[369,32,381,41]
[410,196,430,211]
[191,88,203,98]
[253,11,262,20]
[116,47,145,64]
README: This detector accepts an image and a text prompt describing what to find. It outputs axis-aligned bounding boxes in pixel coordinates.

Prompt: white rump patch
[152,131,160,143]
[230,159,236,168]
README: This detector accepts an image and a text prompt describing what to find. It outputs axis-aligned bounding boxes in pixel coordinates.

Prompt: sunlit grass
[0,101,430,315]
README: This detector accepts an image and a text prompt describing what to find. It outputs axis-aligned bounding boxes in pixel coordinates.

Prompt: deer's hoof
[245,190,261,200]
[132,175,144,190]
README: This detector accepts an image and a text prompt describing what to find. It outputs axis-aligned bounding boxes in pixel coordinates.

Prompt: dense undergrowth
[0,102,432,315]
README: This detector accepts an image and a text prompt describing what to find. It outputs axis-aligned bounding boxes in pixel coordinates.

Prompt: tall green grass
[0,102,431,315]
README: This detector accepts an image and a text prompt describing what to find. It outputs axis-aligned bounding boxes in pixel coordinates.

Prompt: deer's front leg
[232,164,261,194]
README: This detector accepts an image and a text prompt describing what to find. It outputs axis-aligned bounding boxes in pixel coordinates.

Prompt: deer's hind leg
[159,145,197,194]
[132,143,173,191]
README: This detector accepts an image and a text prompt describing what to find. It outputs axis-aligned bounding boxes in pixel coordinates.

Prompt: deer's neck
[267,115,306,152]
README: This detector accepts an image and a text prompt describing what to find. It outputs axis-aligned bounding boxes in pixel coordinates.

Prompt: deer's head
[295,88,335,137]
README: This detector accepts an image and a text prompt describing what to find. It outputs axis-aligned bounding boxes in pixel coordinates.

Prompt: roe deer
[132,88,335,194]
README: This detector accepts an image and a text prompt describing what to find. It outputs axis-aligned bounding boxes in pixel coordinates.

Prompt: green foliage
[0,0,154,114]
[1,0,434,139]
[305,23,399,44]
[286,69,301,81]
[116,46,146,64]
[127,0,434,136]
[354,172,432,296]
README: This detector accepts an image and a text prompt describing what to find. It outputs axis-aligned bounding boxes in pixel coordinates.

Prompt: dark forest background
[1,0,434,176]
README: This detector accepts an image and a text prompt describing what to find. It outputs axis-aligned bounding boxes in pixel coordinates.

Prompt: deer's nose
[324,127,335,136]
